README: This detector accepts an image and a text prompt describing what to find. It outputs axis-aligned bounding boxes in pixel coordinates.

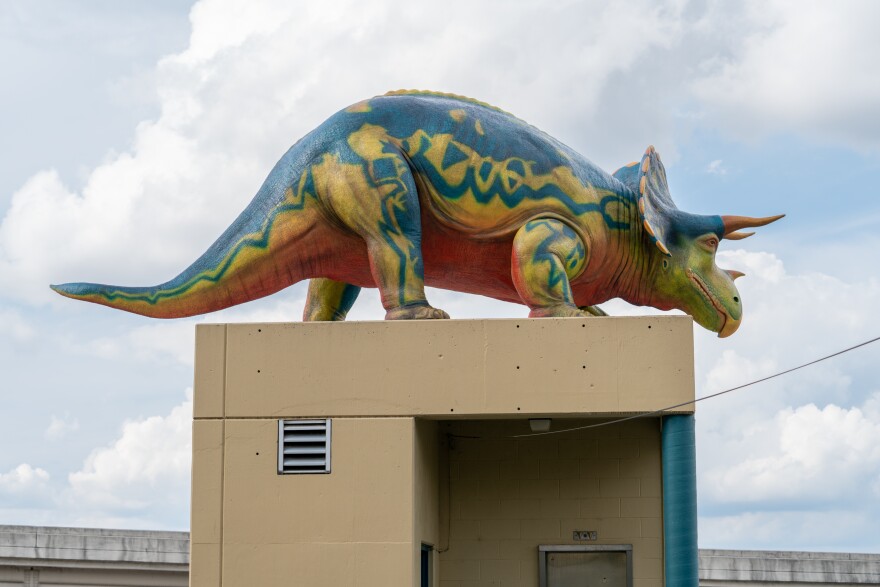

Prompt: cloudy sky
[2,0,879,550]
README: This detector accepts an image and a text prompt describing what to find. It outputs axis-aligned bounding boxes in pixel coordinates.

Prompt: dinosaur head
[613,147,783,338]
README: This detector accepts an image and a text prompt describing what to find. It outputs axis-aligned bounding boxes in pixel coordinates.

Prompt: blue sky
[1,0,879,550]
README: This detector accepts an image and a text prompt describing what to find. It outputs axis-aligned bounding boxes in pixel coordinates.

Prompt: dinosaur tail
[51,156,318,318]
[50,271,247,319]
[50,225,298,318]
[49,238,284,318]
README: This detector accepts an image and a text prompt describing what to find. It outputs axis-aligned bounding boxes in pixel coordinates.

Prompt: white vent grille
[277,419,331,474]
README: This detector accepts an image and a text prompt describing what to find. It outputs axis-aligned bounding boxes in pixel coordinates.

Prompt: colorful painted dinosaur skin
[52,90,782,337]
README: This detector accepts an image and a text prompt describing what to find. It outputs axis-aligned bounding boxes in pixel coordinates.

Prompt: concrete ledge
[0,525,189,568]
[195,316,696,420]
[700,549,880,584]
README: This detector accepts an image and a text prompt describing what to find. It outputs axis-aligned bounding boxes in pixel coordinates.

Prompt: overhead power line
[497,334,880,439]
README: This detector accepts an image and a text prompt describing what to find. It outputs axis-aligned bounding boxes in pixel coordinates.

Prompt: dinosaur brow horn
[721,214,785,236]
[724,231,755,241]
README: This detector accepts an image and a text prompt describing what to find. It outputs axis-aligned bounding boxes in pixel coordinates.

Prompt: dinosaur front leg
[511,218,589,318]
[323,148,448,320]
[303,278,361,321]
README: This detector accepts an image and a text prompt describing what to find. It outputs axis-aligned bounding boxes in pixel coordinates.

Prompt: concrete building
[699,550,880,587]
[2,526,879,587]
[0,525,188,587]
[190,317,698,586]
[4,318,878,586]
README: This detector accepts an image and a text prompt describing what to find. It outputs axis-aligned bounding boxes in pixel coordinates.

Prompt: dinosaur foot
[385,303,450,320]
[579,304,608,317]
[529,304,596,318]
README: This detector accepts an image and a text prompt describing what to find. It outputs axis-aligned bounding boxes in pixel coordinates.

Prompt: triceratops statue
[53,90,782,337]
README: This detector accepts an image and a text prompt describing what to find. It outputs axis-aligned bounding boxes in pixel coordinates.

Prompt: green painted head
[614,147,783,338]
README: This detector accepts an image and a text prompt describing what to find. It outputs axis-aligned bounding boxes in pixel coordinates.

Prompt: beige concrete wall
[193,317,694,420]
[191,416,441,587]
[191,318,692,586]
[191,415,663,587]
[192,324,226,420]
[439,418,663,587]
[190,421,223,587]
[218,417,416,586]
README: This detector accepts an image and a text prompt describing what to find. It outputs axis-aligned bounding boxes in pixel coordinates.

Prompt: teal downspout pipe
[662,414,698,587]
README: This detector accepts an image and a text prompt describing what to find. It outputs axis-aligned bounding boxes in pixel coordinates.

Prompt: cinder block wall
[439,418,663,587]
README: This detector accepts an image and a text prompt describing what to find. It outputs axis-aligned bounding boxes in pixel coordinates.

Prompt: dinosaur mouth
[687,269,729,333]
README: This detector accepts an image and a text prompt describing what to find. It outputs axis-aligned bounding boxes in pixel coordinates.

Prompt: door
[539,545,633,587]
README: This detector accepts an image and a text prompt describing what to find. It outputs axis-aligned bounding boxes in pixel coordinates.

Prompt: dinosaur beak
[721,214,785,237]
[718,314,741,338]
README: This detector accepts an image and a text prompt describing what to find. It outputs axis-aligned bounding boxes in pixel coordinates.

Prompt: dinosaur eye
[702,237,719,251]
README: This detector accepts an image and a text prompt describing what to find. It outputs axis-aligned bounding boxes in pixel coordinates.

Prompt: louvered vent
[277,419,331,474]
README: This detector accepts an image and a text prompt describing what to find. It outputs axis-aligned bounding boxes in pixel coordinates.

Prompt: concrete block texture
[440,418,664,586]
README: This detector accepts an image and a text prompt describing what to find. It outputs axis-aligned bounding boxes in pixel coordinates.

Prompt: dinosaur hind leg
[303,278,361,321]
[324,148,448,320]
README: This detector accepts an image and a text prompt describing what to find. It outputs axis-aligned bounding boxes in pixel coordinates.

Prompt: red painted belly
[420,211,522,304]
[292,209,523,305]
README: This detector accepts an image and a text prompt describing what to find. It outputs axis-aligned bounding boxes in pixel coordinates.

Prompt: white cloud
[692,249,880,548]
[703,349,777,398]
[3,0,877,311]
[691,0,880,149]
[0,464,50,494]
[181,0,296,66]
[701,425,880,551]
[698,249,880,371]
[65,389,192,512]
[70,320,199,366]
[0,308,34,342]
[700,509,880,551]
[0,0,696,307]
[3,0,880,308]
[704,397,880,504]
[705,159,726,175]
[46,414,80,441]
[0,389,193,529]
[63,292,311,367]
[0,464,54,511]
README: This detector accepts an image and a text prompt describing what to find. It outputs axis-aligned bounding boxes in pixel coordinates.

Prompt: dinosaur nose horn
[726,270,745,281]
[721,214,785,236]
